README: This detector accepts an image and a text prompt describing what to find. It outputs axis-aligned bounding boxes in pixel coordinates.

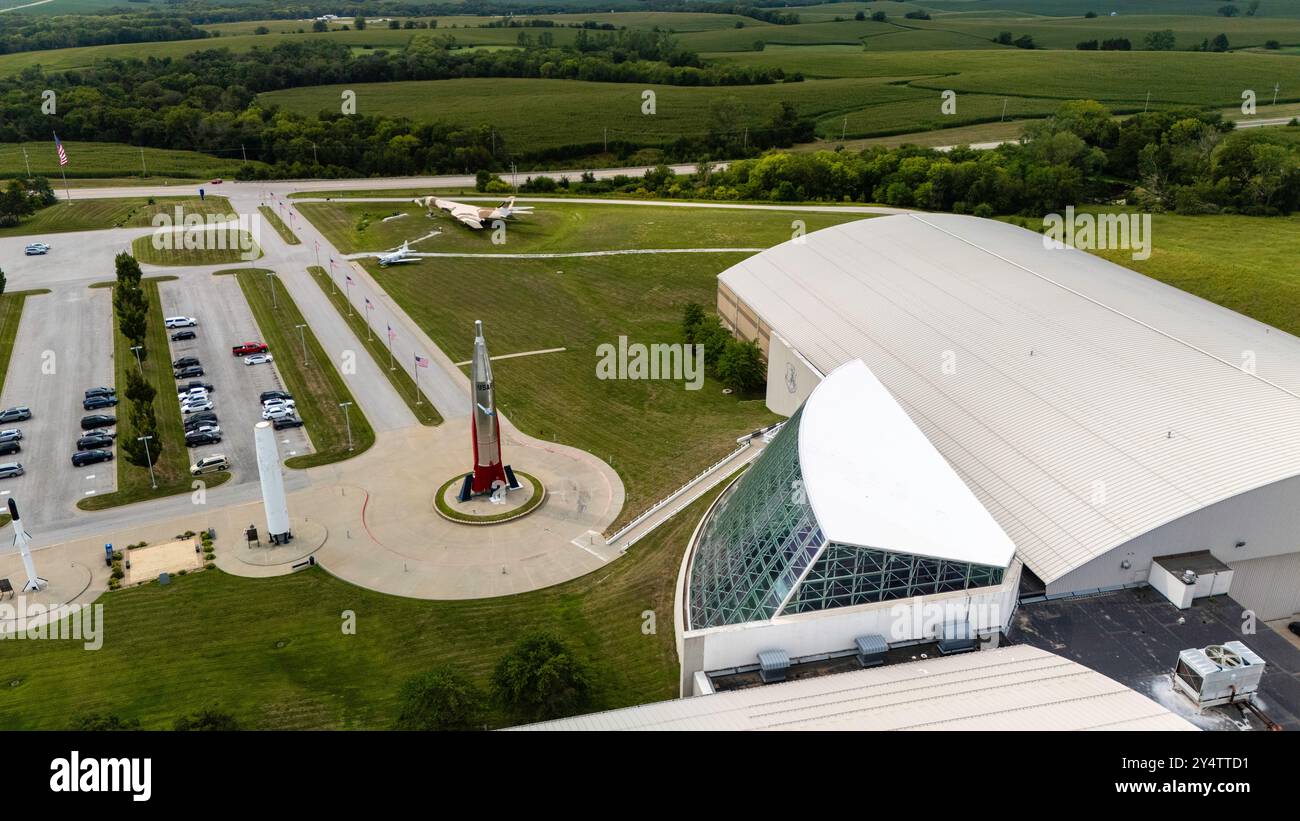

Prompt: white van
[165,316,197,329]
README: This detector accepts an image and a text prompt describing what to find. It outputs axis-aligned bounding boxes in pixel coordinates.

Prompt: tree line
[0,13,207,55]
[508,101,1300,217]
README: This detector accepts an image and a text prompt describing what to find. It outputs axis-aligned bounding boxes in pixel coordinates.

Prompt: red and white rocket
[463,320,518,500]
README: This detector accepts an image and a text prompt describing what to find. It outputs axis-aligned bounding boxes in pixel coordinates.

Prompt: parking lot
[0,286,117,527]
[158,275,312,485]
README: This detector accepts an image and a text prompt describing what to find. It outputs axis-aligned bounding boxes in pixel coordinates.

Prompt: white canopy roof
[799,359,1016,568]
[720,213,1300,584]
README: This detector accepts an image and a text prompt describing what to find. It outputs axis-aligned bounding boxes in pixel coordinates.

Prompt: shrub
[491,632,592,722]
[394,667,487,730]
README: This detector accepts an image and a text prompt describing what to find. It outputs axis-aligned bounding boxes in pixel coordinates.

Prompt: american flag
[364,297,373,309]
[53,133,68,166]
[387,323,396,341]
[415,355,430,368]
[345,275,354,284]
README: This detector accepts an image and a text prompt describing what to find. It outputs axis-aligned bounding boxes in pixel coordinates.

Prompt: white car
[24,243,49,256]
[190,454,229,475]
[181,399,214,414]
[244,353,273,366]
[261,405,293,421]
[187,423,221,436]
[165,316,197,329]
[261,398,296,411]
[179,388,209,401]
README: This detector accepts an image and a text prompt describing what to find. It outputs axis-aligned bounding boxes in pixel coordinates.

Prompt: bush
[72,713,140,731]
[394,667,487,730]
[717,339,765,394]
[491,632,592,722]
[173,709,238,731]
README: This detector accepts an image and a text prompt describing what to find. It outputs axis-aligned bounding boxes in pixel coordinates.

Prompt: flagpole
[364,301,373,341]
[413,354,422,405]
[387,327,395,371]
[53,132,70,203]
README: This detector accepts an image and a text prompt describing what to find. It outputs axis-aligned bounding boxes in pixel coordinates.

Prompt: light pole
[129,345,144,377]
[137,435,157,489]
[339,401,354,451]
[267,272,278,310]
[295,323,307,366]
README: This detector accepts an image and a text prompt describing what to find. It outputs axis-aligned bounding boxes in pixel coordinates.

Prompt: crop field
[261,44,1288,150]
[0,141,257,180]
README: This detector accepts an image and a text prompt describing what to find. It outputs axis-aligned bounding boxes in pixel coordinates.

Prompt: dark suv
[83,394,118,410]
[174,365,205,379]
[80,414,116,431]
[185,430,222,447]
[260,390,293,403]
[0,440,19,456]
[171,356,200,369]
[71,449,114,467]
[77,433,114,450]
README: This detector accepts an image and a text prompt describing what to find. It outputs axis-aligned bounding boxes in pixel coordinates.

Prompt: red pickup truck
[232,342,268,356]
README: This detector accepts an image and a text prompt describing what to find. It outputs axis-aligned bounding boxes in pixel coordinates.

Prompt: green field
[0,196,233,238]
[131,229,262,266]
[80,277,231,511]
[227,268,377,468]
[0,473,722,729]
[0,141,257,180]
[305,200,860,526]
[261,46,1293,150]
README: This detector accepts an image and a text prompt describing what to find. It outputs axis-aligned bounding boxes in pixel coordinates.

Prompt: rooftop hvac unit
[1173,641,1265,708]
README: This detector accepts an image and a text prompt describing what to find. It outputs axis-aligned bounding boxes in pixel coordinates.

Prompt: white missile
[254,421,292,544]
[8,498,47,592]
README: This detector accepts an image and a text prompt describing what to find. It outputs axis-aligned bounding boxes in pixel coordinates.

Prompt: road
[0,285,116,528]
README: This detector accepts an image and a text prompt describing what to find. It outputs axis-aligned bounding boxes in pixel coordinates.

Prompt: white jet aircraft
[416,196,534,230]
[373,241,419,267]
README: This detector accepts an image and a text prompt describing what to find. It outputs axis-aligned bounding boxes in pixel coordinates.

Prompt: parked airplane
[374,241,419,267]
[416,196,534,230]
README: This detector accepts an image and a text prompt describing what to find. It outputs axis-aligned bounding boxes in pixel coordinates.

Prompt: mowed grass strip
[0,470,723,729]
[79,277,231,511]
[0,141,259,180]
[0,196,233,238]
[131,228,261,266]
[305,265,441,426]
[227,268,376,467]
[258,205,301,245]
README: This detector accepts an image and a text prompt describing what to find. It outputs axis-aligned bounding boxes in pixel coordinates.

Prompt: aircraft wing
[453,212,484,229]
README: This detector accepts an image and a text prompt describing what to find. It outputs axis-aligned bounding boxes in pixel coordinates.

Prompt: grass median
[258,205,301,245]
[79,277,230,511]
[0,289,50,396]
[305,265,441,426]
[131,229,261,266]
[225,268,375,468]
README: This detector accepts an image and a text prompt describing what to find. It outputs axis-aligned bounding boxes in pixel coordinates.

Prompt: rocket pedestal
[459,320,521,502]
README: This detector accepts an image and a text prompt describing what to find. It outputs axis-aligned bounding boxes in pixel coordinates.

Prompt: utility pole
[1144,91,1151,114]
[743,127,748,152]
[841,117,847,141]
[140,147,147,178]
[311,142,318,166]
[510,161,517,193]
[1273,82,1280,106]
[138,436,157,489]
[130,345,144,376]
[603,126,608,153]
[295,323,307,366]
[339,401,354,451]
[21,147,30,177]
[241,143,247,162]
[1000,97,1008,122]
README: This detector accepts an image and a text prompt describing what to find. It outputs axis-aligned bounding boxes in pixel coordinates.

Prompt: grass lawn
[131,228,261,266]
[0,196,233,238]
[0,289,50,396]
[296,200,863,527]
[79,277,231,511]
[226,268,376,468]
[0,472,724,729]
[258,205,301,245]
[298,199,864,256]
[305,265,441,426]
[1088,212,1300,339]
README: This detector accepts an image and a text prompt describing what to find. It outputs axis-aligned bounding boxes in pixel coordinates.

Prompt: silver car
[0,462,24,479]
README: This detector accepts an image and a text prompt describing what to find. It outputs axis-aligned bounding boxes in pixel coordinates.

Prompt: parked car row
[0,406,29,477]
[74,387,117,467]
[24,242,50,256]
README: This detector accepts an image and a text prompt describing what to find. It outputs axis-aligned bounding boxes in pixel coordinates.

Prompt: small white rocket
[8,498,47,592]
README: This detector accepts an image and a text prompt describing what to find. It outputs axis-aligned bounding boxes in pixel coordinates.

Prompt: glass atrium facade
[687,407,1006,630]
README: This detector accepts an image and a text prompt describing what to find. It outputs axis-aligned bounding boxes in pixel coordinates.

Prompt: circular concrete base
[435,471,545,525]
[0,560,94,636]
[231,518,327,567]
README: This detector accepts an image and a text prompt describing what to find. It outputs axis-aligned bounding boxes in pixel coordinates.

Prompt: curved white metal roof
[720,213,1300,585]
[799,359,1016,568]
